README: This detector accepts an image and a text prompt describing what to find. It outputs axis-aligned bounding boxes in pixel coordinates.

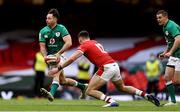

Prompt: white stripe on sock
[166,81,173,86]
[52,81,59,85]
[135,89,143,96]
[100,94,106,100]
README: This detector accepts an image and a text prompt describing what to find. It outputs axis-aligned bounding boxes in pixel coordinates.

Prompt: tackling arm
[60,50,83,69]
[48,50,83,77]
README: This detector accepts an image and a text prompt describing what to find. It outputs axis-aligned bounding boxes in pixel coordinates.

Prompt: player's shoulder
[39,26,50,34]
[85,40,97,48]
[166,20,179,29]
[56,24,66,29]
[90,40,98,45]
[80,40,92,47]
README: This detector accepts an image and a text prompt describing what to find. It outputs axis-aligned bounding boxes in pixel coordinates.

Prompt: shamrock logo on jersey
[55,32,60,37]
[165,31,169,36]
[44,35,48,38]
[49,38,55,44]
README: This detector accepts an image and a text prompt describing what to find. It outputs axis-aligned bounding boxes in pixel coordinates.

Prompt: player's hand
[44,56,49,64]
[54,53,61,58]
[164,52,172,58]
[158,53,165,60]
[48,67,59,77]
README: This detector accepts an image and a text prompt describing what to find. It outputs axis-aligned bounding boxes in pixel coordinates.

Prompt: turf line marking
[0,111,180,112]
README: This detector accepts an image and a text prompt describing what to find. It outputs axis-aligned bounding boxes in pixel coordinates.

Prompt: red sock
[140,91,146,97]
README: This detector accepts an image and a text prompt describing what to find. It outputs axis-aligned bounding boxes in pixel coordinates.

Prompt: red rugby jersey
[77,40,115,67]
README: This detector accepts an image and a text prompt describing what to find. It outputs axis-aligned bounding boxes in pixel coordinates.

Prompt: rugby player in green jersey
[156,10,180,106]
[39,8,87,101]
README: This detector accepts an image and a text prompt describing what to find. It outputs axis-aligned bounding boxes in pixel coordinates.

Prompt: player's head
[156,10,168,26]
[46,8,60,27]
[149,53,156,62]
[78,30,90,44]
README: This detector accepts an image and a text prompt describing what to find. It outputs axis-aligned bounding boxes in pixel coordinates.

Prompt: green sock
[167,83,176,103]
[76,82,86,90]
[50,83,59,96]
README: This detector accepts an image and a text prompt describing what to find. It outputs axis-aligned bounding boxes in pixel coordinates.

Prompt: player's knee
[120,85,126,92]
[85,88,92,96]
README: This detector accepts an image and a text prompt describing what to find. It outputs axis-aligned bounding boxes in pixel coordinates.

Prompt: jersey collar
[164,19,169,28]
[47,24,58,30]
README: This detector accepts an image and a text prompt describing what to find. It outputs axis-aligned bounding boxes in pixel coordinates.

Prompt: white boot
[163,102,177,106]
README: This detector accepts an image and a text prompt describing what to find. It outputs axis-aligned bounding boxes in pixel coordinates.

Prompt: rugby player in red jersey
[49,30,160,107]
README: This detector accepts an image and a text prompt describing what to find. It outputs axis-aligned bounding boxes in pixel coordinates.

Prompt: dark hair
[48,8,60,19]
[78,30,90,38]
[156,10,168,17]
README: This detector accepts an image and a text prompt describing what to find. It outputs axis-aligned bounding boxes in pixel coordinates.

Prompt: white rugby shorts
[96,62,122,82]
[167,56,180,71]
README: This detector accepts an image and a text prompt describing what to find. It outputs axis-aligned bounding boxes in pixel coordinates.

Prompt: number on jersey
[95,43,107,53]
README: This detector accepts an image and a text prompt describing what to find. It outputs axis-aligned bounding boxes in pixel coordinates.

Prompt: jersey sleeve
[77,44,88,53]
[39,30,45,43]
[61,25,69,38]
[168,24,180,38]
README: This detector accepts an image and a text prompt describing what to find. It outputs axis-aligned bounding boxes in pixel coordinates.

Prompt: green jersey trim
[174,34,180,38]
[39,41,46,43]
[62,34,70,38]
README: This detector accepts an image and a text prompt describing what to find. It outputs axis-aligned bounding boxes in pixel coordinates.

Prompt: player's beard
[48,23,57,29]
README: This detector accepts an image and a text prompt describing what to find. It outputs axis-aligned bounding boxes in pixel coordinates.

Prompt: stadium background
[0,0,180,101]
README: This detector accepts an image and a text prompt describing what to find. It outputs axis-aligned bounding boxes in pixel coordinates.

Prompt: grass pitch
[0,98,179,111]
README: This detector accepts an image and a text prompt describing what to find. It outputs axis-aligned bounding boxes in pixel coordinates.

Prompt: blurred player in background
[77,57,91,84]
[156,10,180,106]
[33,51,47,98]
[39,8,87,101]
[48,30,160,107]
[144,53,163,97]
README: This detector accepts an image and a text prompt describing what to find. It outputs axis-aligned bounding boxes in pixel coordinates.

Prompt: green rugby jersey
[39,24,69,55]
[163,20,180,58]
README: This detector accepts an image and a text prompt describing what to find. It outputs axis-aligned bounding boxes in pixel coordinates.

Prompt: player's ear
[54,17,58,22]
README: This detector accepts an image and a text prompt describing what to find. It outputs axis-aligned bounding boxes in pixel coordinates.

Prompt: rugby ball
[45,55,60,65]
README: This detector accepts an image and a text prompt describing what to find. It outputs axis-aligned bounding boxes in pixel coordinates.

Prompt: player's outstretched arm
[61,50,83,68]
[48,50,83,77]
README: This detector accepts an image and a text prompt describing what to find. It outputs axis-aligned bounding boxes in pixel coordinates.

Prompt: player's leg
[163,56,178,106]
[111,64,160,106]
[174,71,180,85]
[40,71,60,102]
[85,63,120,107]
[59,70,88,99]
[112,79,160,106]
[164,66,176,105]
[146,81,152,94]
[59,70,87,89]
[154,80,159,97]
[174,60,180,85]
[50,71,60,96]
[85,74,118,107]
[164,62,180,106]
